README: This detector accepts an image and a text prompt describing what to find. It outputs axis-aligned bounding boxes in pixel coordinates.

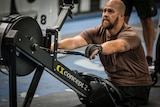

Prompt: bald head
[106,0,126,15]
[102,0,126,34]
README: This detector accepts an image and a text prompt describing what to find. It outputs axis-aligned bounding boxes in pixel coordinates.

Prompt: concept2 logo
[56,65,89,91]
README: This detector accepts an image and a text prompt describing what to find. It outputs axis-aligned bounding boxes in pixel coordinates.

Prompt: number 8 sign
[0,0,58,37]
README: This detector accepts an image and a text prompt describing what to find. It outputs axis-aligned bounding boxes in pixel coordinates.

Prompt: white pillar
[36,0,58,37]
[0,0,10,15]
[100,0,108,10]
[80,0,90,12]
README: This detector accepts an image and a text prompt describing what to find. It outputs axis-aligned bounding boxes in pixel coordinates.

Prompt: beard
[102,17,118,29]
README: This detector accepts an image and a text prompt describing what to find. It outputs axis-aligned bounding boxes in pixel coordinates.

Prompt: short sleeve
[80,26,102,44]
[118,27,141,50]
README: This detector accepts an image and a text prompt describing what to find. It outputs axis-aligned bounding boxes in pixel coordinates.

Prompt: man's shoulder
[123,23,137,33]
[119,23,140,39]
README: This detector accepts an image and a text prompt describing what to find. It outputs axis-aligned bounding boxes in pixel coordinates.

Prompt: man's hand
[85,44,102,60]
[50,43,54,51]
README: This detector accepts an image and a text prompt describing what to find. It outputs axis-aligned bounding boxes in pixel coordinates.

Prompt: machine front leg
[22,65,44,107]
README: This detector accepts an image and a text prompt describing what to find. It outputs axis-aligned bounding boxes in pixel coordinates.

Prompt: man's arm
[86,39,130,59]
[101,39,130,55]
[50,35,88,50]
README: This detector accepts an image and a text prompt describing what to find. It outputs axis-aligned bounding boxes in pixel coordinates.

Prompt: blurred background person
[121,0,157,66]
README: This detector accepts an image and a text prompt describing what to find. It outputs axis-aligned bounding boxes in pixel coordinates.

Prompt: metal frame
[4,4,91,107]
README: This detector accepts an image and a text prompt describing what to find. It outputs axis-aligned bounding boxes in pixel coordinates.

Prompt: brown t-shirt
[81,24,152,86]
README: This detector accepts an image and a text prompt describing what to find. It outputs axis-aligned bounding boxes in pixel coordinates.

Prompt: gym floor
[0,5,160,107]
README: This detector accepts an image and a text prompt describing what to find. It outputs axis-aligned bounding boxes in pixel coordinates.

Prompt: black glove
[85,44,102,59]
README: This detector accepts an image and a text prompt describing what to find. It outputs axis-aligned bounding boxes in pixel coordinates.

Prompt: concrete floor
[0,5,160,107]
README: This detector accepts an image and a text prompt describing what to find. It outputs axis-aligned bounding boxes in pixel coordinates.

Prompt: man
[51,0,152,106]
[121,0,157,66]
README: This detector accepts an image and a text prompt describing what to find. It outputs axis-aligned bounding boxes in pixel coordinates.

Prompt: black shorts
[116,86,151,106]
[121,0,157,19]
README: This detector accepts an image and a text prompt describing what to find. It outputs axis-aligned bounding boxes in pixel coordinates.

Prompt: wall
[0,0,59,35]
[0,0,107,34]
